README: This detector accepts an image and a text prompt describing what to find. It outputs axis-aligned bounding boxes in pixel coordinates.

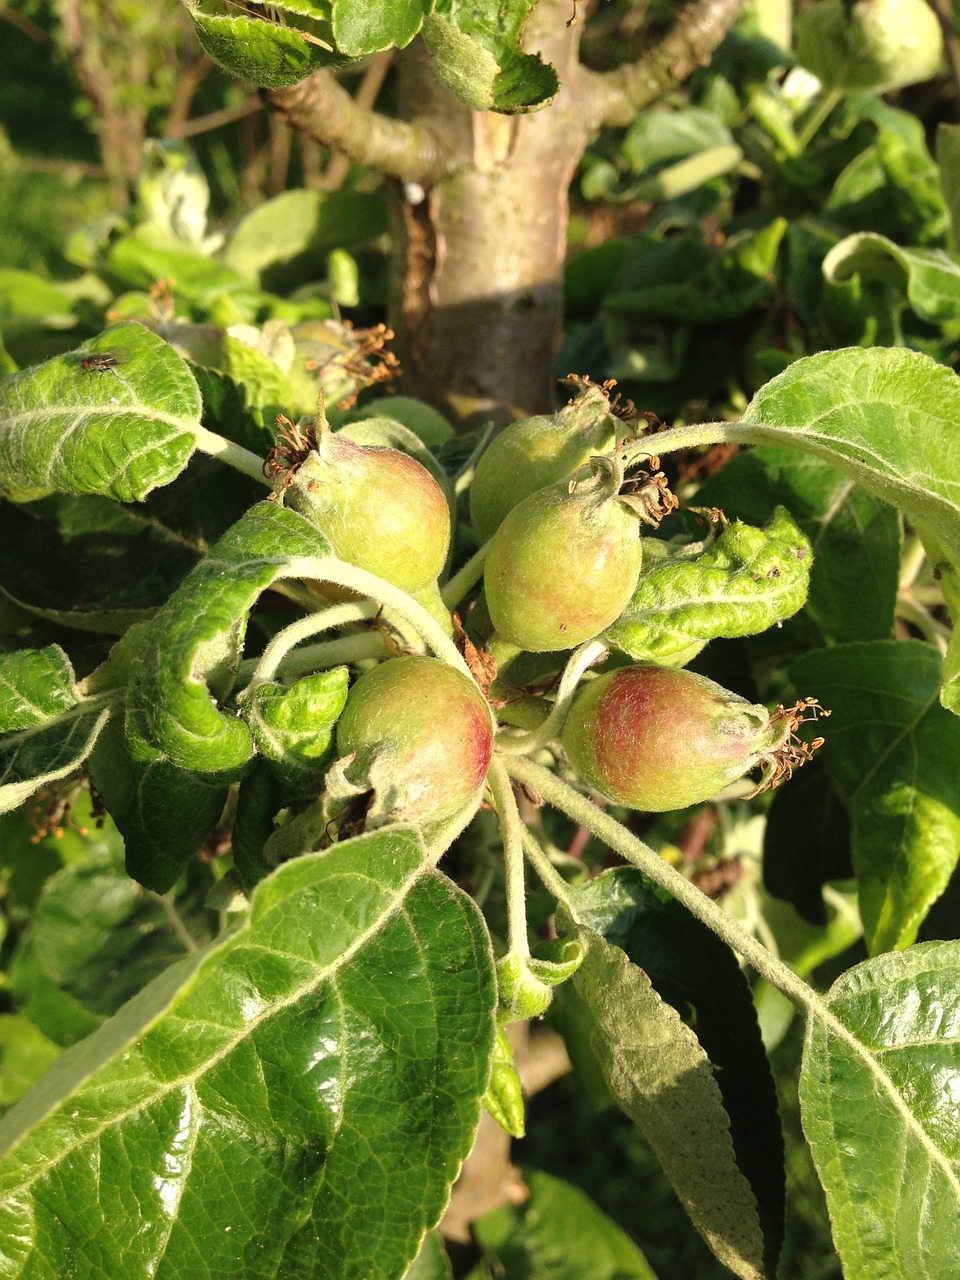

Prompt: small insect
[220,0,334,51]
[79,352,123,381]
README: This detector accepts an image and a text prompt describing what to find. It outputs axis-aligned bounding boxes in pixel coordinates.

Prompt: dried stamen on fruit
[263,413,319,494]
[748,698,831,796]
[620,460,679,527]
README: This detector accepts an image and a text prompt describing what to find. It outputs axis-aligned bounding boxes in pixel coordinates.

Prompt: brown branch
[318,51,394,190]
[163,53,215,139]
[583,0,746,129]
[0,4,51,43]
[265,66,455,184]
[168,95,264,140]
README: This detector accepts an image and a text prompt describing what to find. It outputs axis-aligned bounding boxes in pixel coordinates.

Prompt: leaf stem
[242,600,375,690]
[192,426,271,484]
[236,631,388,686]
[441,542,490,610]
[488,758,532,960]
[503,754,819,1013]
[277,557,476,682]
[795,87,843,154]
[496,639,608,755]
[519,825,573,902]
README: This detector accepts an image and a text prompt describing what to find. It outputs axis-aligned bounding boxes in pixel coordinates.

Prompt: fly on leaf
[79,351,124,381]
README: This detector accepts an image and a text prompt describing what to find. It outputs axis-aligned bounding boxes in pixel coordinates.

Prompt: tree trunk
[390,4,593,426]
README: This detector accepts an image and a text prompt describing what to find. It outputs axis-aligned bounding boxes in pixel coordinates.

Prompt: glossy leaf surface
[800,940,960,1279]
[0,827,496,1280]
[792,640,960,953]
[0,323,200,503]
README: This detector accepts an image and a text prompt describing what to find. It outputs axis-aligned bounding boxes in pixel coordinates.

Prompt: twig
[583,0,746,129]
[163,54,215,139]
[171,95,264,140]
[265,66,455,184]
[318,52,394,190]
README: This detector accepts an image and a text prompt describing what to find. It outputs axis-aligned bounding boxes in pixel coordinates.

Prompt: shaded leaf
[226,188,388,285]
[89,716,229,894]
[0,323,201,503]
[471,1169,658,1280]
[555,912,768,1280]
[0,1018,60,1116]
[936,122,960,252]
[800,940,960,1279]
[0,496,200,633]
[563,869,784,1276]
[823,233,960,327]
[10,839,215,1045]
[0,827,496,1280]
[0,646,112,815]
[791,640,960,953]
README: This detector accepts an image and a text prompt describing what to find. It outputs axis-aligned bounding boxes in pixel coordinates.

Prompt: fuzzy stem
[520,825,573,903]
[441,543,490,610]
[488,758,532,961]
[496,639,609,755]
[244,601,375,691]
[192,426,270,484]
[274,557,475,681]
[236,631,389,687]
[503,754,818,1012]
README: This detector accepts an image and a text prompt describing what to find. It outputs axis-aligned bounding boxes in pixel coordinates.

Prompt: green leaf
[791,640,960,954]
[555,913,769,1280]
[563,869,784,1276]
[606,507,811,664]
[0,646,112,815]
[0,496,201,633]
[0,827,496,1280]
[0,270,76,342]
[823,233,960,327]
[226,189,388,286]
[762,758,853,926]
[183,1,341,90]
[0,1018,60,1116]
[88,716,229,894]
[800,940,960,1279]
[344,396,455,448]
[422,0,558,114]
[471,1169,658,1280]
[605,220,786,324]
[403,1231,453,1280]
[245,667,349,796]
[126,501,331,778]
[0,323,201,503]
[936,122,960,252]
[740,347,960,583]
[694,446,901,645]
[10,840,216,1045]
